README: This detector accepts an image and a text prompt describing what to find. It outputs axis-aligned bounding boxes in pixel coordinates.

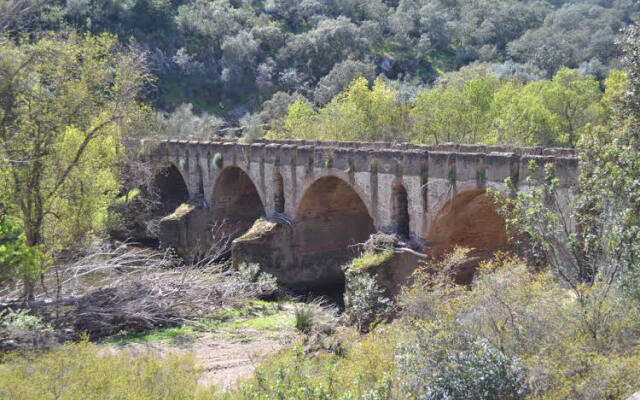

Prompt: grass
[348,249,394,272]
[106,325,199,346]
[225,313,294,331]
[106,299,297,346]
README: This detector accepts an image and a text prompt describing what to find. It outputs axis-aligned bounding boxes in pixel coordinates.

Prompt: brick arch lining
[211,166,265,236]
[425,189,507,258]
[293,176,375,286]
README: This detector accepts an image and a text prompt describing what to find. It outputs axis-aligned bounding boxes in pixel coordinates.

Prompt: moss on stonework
[160,203,195,221]
[345,249,394,273]
[235,218,277,241]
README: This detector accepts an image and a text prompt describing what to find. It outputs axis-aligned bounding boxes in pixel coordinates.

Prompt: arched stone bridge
[148,139,578,289]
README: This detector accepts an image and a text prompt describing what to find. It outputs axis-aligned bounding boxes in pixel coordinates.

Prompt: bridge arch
[154,163,189,214]
[425,189,507,258]
[211,166,266,235]
[391,180,410,238]
[296,169,374,225]
[293,175,375,287]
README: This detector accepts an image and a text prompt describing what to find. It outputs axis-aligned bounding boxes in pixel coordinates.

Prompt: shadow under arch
[211,166,265,237]
[425,189,507,259]
[273,170,285,213]
[391,180,410,238]
[292,175,375,293]
[154,163,189,215]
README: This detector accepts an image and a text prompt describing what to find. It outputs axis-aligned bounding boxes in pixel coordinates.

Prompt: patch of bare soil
[194,330,299,389]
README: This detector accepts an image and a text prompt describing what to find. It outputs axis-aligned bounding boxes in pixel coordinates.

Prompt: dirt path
[194,329,299,389]
[105,302,302,391]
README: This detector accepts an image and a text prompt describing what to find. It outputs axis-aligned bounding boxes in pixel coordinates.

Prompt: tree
[494,25,640,322]
[0,30,150,298]
[539,67,602,147]
[489,81,560,146]
[313,59,376,105]
[411,69,498,144]
[0,0,52,33]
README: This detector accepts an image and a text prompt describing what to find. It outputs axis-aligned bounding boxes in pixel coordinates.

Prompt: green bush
[343,271,394,333]
[294,306,314,334]
[0,308,55,352]
[0,340,211,400]
[421,340,528,400]
[0,216,47,288]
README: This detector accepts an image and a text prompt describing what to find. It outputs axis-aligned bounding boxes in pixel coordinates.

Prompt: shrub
[343,272,394,333]
[213,152,223,169]
[421,340,528,400]
[0,340,209,399]
[294,306,314,334]
[0,308,56,352]
[235,262,278,297]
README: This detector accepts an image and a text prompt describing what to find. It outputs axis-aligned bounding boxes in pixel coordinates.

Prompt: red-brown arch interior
[211,167,265,235]
[293,176,375,286]
[425,189,507,258]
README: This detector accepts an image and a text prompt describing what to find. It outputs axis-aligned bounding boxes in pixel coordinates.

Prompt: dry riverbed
[103,300,303,390]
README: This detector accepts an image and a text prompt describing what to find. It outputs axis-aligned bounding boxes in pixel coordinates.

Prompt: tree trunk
[23,219,43,301]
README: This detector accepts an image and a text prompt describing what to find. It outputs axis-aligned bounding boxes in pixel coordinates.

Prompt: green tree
[539,67,602,147]
[0,30,150,298]
[489,81,560,146]
[412,71,498,144]
[271,77,409,142]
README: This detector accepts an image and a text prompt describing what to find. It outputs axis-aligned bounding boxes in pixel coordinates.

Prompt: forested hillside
[8,0,640,126]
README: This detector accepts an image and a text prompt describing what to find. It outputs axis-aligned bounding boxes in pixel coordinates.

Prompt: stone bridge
[148,139,578,290]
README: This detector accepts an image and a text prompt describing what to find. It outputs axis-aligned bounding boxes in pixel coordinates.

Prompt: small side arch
[391,180,410,238]
[273,170,285,213]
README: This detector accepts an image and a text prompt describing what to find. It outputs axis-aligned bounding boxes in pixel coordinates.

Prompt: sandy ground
[193,329,299,389]
[106,310,302,391]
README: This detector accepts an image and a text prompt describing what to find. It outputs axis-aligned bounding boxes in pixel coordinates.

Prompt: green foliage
[491,31,640,306]
[222,349,343,400]
[213,152,224,169]
[294,306,314,334]
[9,0,636,113]
[0,29,150,295]
[0,340,208,400]
[348,249,394,272]
[397,252,640,400]
[343,251,395,333]
[0,217,47,286]
[269,77,410,142]
[270,66,606,147]
[235,262,278,296]
[420,340,528,400]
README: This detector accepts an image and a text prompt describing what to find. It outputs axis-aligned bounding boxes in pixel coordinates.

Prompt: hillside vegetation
[6,0,640,121]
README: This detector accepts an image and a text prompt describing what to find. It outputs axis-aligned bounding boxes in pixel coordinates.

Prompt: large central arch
[293,176,375,288]
[425,189,507,258]
[211,166,265,237]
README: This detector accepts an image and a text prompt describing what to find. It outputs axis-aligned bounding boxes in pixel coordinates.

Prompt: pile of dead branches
[1,243,277,341]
